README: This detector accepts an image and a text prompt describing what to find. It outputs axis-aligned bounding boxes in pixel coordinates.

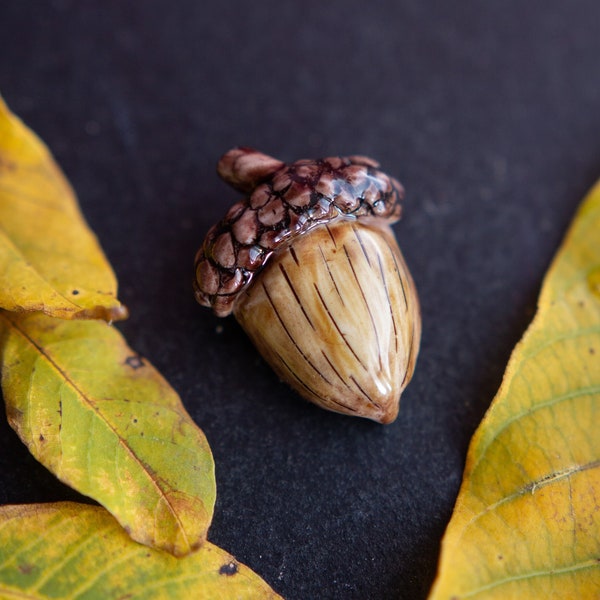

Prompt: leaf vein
[465,459,600,530]
[456,557,600,598]
[471,384,600,477]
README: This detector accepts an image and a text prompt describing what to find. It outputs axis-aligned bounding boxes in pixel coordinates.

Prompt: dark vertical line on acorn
[386,242,408,312]
[318,246,345,307]
[313,283,368,373]
[289,246,300,266]
[261,282,332,385]
[325,223,338,247]
[402,324,415,386]
[342,243,382,370]
[278,263,315,330]
[376,250,399,354]
[351,224,372,267]
[350,375,382,410]
[274,350,357,412]
[321,349,355,392]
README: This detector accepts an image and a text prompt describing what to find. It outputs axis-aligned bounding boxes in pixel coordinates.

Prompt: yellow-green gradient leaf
[0,311,215,557]
[0,95,126,321]
[0,502,282,600]
[429,181,600,599]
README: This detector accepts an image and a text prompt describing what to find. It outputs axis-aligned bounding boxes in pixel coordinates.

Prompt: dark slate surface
[1,2,599,599]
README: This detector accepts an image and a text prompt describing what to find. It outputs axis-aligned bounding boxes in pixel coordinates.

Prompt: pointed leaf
[0,311,215,556]
[0,502,282,600]
[0,96,126,321]
[429,181,600,599]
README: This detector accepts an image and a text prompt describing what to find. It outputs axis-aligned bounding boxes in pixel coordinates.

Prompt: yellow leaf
[428,181,600,599]
[0,502,282,600]
[0,311,215,557]
[0,96,127,321]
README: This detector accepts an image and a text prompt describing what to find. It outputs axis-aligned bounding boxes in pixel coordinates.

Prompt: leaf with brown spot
[0,502,282,600]
[0,95,126,321]
[0,311,215,557]
[429,181,600,598]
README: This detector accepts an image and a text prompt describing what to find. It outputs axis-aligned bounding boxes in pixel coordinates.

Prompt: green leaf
[0,95,127,321]
[0,502,282,600]
[0,311,215,557]
[428,181,600,598]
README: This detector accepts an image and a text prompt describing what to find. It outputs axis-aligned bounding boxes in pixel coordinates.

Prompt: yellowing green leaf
[0,502,282,600]
[0,311,215,557]
[429,181,600,599]
[0,96,126,321]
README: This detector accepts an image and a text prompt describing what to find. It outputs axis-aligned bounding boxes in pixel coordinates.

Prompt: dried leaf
[429,181,600,598]
[0,502,282,600]
[0,311,215,557]
[0,96,126,321]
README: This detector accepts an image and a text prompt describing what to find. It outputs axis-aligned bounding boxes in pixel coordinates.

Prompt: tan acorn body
[194,148,421,423]
[233,219,420,424]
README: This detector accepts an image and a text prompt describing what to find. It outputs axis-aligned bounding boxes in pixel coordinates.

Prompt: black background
[1,2,599,599]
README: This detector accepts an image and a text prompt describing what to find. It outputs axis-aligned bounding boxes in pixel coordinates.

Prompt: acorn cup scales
[194,148,421,424]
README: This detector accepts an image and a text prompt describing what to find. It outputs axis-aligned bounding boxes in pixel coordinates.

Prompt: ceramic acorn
[194,148,421,424]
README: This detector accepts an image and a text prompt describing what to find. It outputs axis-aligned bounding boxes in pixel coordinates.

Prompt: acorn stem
[217,147,284,194]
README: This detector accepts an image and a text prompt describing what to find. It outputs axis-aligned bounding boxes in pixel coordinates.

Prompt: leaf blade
[0,502,282,600]
[0,96,126,321]
[0,311,215,556]
[429,181,600,599]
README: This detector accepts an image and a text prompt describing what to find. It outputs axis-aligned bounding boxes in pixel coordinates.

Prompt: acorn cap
[194,148,404,317]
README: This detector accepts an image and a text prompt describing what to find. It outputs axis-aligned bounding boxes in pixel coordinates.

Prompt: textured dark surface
[1,2,599,599]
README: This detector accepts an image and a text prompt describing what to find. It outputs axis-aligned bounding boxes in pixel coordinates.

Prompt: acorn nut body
[194,148,421,424]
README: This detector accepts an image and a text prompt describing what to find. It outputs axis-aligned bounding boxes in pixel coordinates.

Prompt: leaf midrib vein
[470,383,600,478]
[463,459,600,531]
[520,323,600,361]
[456,557,600,598]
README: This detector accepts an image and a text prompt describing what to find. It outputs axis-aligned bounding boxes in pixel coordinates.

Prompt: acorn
[194,148,421,424]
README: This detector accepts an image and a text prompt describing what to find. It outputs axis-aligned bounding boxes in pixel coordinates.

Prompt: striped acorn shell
[194,148,421,423]
[233,218,420,423]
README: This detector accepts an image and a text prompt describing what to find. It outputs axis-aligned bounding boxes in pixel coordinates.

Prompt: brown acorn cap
[194,148,404,317]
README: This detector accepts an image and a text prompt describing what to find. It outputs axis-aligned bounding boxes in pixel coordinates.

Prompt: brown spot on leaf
[219,561,239,576]
[0,155,18,173]
[19,563,35,575]
[125,355,145,370]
